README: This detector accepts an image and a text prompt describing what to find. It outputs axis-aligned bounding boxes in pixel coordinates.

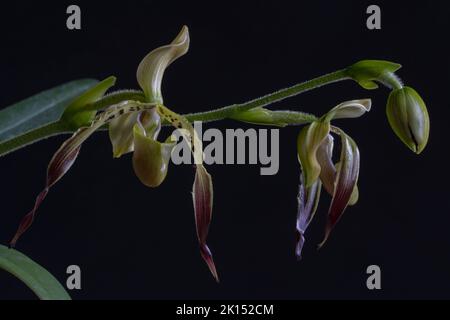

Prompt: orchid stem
[0,69,350,157]
[184,69,349,122]
[0,122,69,157]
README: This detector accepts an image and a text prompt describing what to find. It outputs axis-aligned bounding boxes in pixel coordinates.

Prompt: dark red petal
[200,244,219,282]
[319,131,360,248]
[295,174,321,260]
[10,103,154,247]
[10,132,84,247]
[316,135,336,196]
[192,165,218,282]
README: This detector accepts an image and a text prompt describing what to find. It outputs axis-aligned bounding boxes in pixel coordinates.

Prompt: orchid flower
[295,99,370,259]
[10,26,219,282]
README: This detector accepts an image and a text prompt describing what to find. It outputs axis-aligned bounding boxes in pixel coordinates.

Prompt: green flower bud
[386,86,430,154]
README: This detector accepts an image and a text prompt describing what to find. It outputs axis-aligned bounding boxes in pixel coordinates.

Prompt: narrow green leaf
[0,244,71,300]
[0,79,98,143]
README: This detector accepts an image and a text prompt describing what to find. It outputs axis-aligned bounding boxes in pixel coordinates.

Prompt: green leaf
[0,79,98,143]
[0,244,71,300]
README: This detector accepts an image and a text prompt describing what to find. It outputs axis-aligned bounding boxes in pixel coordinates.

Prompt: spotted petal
[156,105,218,281]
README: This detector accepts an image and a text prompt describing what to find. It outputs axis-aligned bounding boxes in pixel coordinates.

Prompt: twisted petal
[296,175,321,260]
[137,26,190,103]
[297,121,330,188]
[156,105,218,281]
[193,165,218,282]
[11,102,155,246]
[319,128,360,248]
[316,134,336,195]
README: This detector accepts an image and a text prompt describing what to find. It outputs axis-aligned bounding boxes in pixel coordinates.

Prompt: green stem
[0,122,69,157]
[0,68,349,156]
[184,69,349,122]
[83,90,146,112]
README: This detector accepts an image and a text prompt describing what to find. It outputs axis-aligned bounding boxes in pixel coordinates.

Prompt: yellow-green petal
[137,26,190,103]
[297,121,331,188]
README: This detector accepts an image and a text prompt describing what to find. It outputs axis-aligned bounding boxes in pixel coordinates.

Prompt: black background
[0,0,449,300]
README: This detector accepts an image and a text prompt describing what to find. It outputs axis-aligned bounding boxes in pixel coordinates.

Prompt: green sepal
[61,76,116,129]
[346,60,402,90]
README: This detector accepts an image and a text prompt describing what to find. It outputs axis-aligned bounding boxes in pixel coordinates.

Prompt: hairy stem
[0,69,349,156]
[0,122,70,157]
[184,70,348,122]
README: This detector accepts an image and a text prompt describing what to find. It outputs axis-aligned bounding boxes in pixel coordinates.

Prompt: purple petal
[319,129,360,248]
[10,103,157,247]
[10,133,83,247]
[296,174,321,260]
[316,134,336,196]
[192,165,219,282]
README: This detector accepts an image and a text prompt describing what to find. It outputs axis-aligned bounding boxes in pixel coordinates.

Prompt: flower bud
[386,86,430,154]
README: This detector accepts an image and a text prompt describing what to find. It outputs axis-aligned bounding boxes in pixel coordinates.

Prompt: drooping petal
[348,185,359,206]
[132,112,175,188]
[193,165,218,282]
[324,99,371,121]
[137,26,190,103]
[297,121,330,188]
[296,175,321,260]
[316,134,336,195]
[11,101,156,246]
[319,128,360,248]
[156,105,218,281]
[10,127,88,247]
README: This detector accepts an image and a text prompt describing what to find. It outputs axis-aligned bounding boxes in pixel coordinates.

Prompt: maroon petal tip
[200,244,219,282]
[295,232,306,261]
[10,188,49,247]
